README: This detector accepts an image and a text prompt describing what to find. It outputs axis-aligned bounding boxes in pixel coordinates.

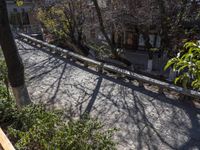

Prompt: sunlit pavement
[17,40,200,150]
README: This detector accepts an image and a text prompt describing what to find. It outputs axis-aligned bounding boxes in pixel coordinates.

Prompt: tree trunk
[92,0,132,66]
[0,0,31,107]
[156,0,169,54]
[91,0,116,55]
[142,30,153,72]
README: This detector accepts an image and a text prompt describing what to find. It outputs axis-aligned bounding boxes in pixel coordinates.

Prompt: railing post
[48,48,53,53]
[138,81,144,88]
[55,50,61,56]
[30,40,36,46]
[52,49,56,54]
[71,58,76,63]
[116,73,125,80]
[158,87,164,95]
[179,95,192,101]
[64,53,69,59]
[97,63,104,73]
[28,39,34,45]
[36,43,42,48]
[84,61,88,68]
[60,51,65,57]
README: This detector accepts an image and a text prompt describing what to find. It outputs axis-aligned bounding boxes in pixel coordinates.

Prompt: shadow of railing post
[82,77,103,116]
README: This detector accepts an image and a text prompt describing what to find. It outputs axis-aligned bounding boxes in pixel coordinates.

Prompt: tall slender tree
[0,0,31,107]
[91,0,132,66]
[37,0,89,56]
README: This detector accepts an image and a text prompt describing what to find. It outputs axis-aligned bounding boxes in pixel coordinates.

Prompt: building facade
[6,0,40,35]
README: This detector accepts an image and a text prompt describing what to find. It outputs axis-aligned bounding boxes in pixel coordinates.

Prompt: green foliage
[15,0,24,6]
[149,48,159,52]
[0,51,9,100]
[37,6,70,40]
[89,43,112,59]
[37,1,88,56]
[37,1,85,42]
[0,99,116,150]
[165,42,200,90]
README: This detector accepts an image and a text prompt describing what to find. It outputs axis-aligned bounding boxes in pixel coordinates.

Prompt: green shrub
[165,42,200,90]
[0,52,9,100]
[0,99,116,150]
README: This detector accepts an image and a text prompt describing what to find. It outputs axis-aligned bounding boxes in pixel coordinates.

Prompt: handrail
[0,128,15,150]
[17,33,200,100]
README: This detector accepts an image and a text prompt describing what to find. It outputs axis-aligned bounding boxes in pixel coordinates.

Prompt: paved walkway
[17,40,200,150]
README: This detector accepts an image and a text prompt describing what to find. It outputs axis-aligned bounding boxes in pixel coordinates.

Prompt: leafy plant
[37,2,90,56]
[0,99,116,150]
[15,0,24,6]
[150,48,159,52]
[0,52,9,100]
[37,7,69,39]
[89,43,112,59]
[165,42,200,90]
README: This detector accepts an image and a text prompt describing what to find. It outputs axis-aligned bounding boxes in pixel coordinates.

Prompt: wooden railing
[17,33,200,101]
[0,128,15,150]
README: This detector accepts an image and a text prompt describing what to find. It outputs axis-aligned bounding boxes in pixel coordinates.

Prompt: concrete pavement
[17,40,200,150]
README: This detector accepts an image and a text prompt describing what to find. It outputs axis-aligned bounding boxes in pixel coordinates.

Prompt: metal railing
[18,33,200,100]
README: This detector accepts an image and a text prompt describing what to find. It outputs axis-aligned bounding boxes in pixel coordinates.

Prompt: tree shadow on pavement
[18,40,200,150]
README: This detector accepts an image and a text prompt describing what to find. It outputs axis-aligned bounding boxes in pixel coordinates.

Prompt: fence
[18,33,200,101]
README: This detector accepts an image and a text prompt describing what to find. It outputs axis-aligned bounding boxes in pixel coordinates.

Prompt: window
[9,8,30,26]
[21,8,30,25]
[10,8,21,26]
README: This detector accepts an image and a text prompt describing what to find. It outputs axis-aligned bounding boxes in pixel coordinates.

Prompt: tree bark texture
[0,0,31,107]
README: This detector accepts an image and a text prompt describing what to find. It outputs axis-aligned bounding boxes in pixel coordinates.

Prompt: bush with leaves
[165,42,200,90]
[0,52,9,100]
[0,48,116,150]
[0,98,116,150]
